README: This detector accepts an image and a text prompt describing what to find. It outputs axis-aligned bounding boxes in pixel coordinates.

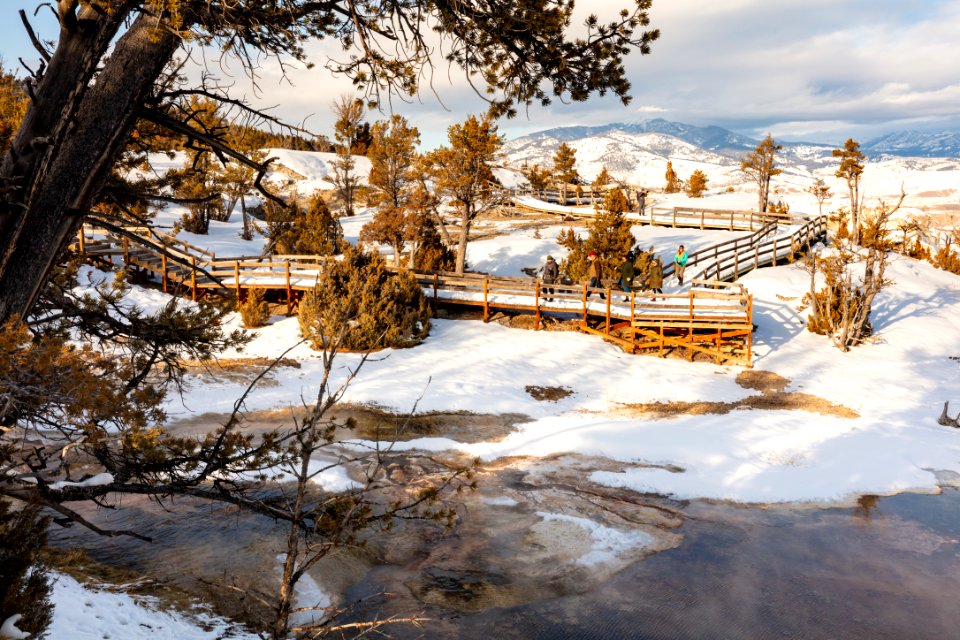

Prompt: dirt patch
[615,370,858,419]
[489,311,580,332]
[165,404,528,444]
[182,357,302,371]
[525,385,574,402]
[344,405,529,443]
[735,369,790,394]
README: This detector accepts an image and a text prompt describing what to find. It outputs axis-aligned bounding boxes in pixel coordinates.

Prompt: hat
[588,252,597,259]
[547,255,555,261]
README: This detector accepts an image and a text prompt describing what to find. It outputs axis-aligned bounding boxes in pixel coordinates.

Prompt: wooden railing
[680,215,828,282]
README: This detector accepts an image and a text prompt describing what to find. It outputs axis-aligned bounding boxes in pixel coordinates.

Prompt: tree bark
[454,204,472,275]
[0,12,179,322]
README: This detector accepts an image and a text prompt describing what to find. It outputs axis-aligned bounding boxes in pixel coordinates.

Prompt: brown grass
[616,369,858,419]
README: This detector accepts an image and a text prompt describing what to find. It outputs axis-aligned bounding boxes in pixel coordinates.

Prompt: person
[586,252,605,299]
[617,253,635,301]
[647,256,663,301]
[674,245,688,286]
[638,190,648,215]
[542,255,559,302]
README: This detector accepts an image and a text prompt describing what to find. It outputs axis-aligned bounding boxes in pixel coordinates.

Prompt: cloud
[3,0,960,147]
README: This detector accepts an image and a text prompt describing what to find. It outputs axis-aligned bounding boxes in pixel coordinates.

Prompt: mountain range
[506,118,960,161]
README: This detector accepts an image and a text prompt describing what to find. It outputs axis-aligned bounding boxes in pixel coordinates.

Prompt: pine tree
[808,178,832,217]
[523,163,552,192]
[362,115,420,265]
[833,138,866,243]
[553,142,579,201]
[664,161,681,193]
[330,95,365,217]
[0,61,27,157]
[296,193,343,255]
[560,188,635,281]
[429,115,504,274]
[740,133,782,212]
[298,246,430,351]
[367,115,420,210]
[686,170,708,197]
[0,499,52,638]
[592,165,612,189]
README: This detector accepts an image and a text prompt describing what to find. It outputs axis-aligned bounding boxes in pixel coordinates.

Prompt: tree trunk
[0,12,179,322]
[454,204,471,275]
[240,195,251,240]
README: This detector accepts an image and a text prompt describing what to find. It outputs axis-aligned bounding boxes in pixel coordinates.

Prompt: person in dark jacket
[647,256,664,301]
[542,255,559,301]
[587,252,605,299]
[617,254,635,301]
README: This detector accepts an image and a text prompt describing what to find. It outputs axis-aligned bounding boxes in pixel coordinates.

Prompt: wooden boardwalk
[510,193,803,232]
[72,213,827,367]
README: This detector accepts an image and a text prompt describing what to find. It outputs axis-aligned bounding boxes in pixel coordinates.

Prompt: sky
[3,0,960,148]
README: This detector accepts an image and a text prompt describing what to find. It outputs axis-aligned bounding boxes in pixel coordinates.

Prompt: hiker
[542,255,559,302]
[587,252,605,299]
[638,190,648,215]
[647,256,664,301]
[674,245,688,285]
[618,253,635,301]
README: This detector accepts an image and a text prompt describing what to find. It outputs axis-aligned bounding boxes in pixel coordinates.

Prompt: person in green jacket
[674,245,688,285]
[617,253,635,301]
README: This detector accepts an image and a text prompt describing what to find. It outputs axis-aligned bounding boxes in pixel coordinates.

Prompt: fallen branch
[938,401,960,428]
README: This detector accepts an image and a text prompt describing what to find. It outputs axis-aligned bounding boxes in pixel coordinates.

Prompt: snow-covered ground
[45,573,258,640]
[49,145,960,633]
[147,179,960,507]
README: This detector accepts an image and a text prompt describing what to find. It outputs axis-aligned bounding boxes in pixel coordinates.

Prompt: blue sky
[3,0,960,148]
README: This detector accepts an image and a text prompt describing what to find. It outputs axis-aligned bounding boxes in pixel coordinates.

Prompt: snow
[71,147,960,505]
[105,147,956,509]
[47,573,258,640]
[45,140,960,635]
[275,556,332,629]
[537,512,654,566]
[49,473,114,491]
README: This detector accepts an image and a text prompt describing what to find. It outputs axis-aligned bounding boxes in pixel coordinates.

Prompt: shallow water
[344,491,960,639]
[48,488,960,639]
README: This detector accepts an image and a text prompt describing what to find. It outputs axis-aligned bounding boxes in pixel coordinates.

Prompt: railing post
[729,212,734,231]
[772,238,778,266]
[672,208,677,228]
[755,245,759,270]
[700,210,705,230]
[534,281,541,331]
[285,261,293,315]
[582,284,588,324]
[433,273,439,317]
[605,290,611,334]
[190,256,197,301]
[123,237,130,266]
[734,248,740,278]
[483,277,489,322]
[234,260,241,300]
[161,253,168,292]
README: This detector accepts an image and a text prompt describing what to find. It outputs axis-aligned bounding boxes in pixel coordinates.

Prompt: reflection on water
[48,489,960,639]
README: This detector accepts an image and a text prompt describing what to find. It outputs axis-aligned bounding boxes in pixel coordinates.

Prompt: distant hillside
[507,118,960,161]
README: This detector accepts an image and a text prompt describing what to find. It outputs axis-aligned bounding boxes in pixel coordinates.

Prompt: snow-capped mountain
[861,131,960,158]
[506,119,960,164]
[501,120,960,215]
